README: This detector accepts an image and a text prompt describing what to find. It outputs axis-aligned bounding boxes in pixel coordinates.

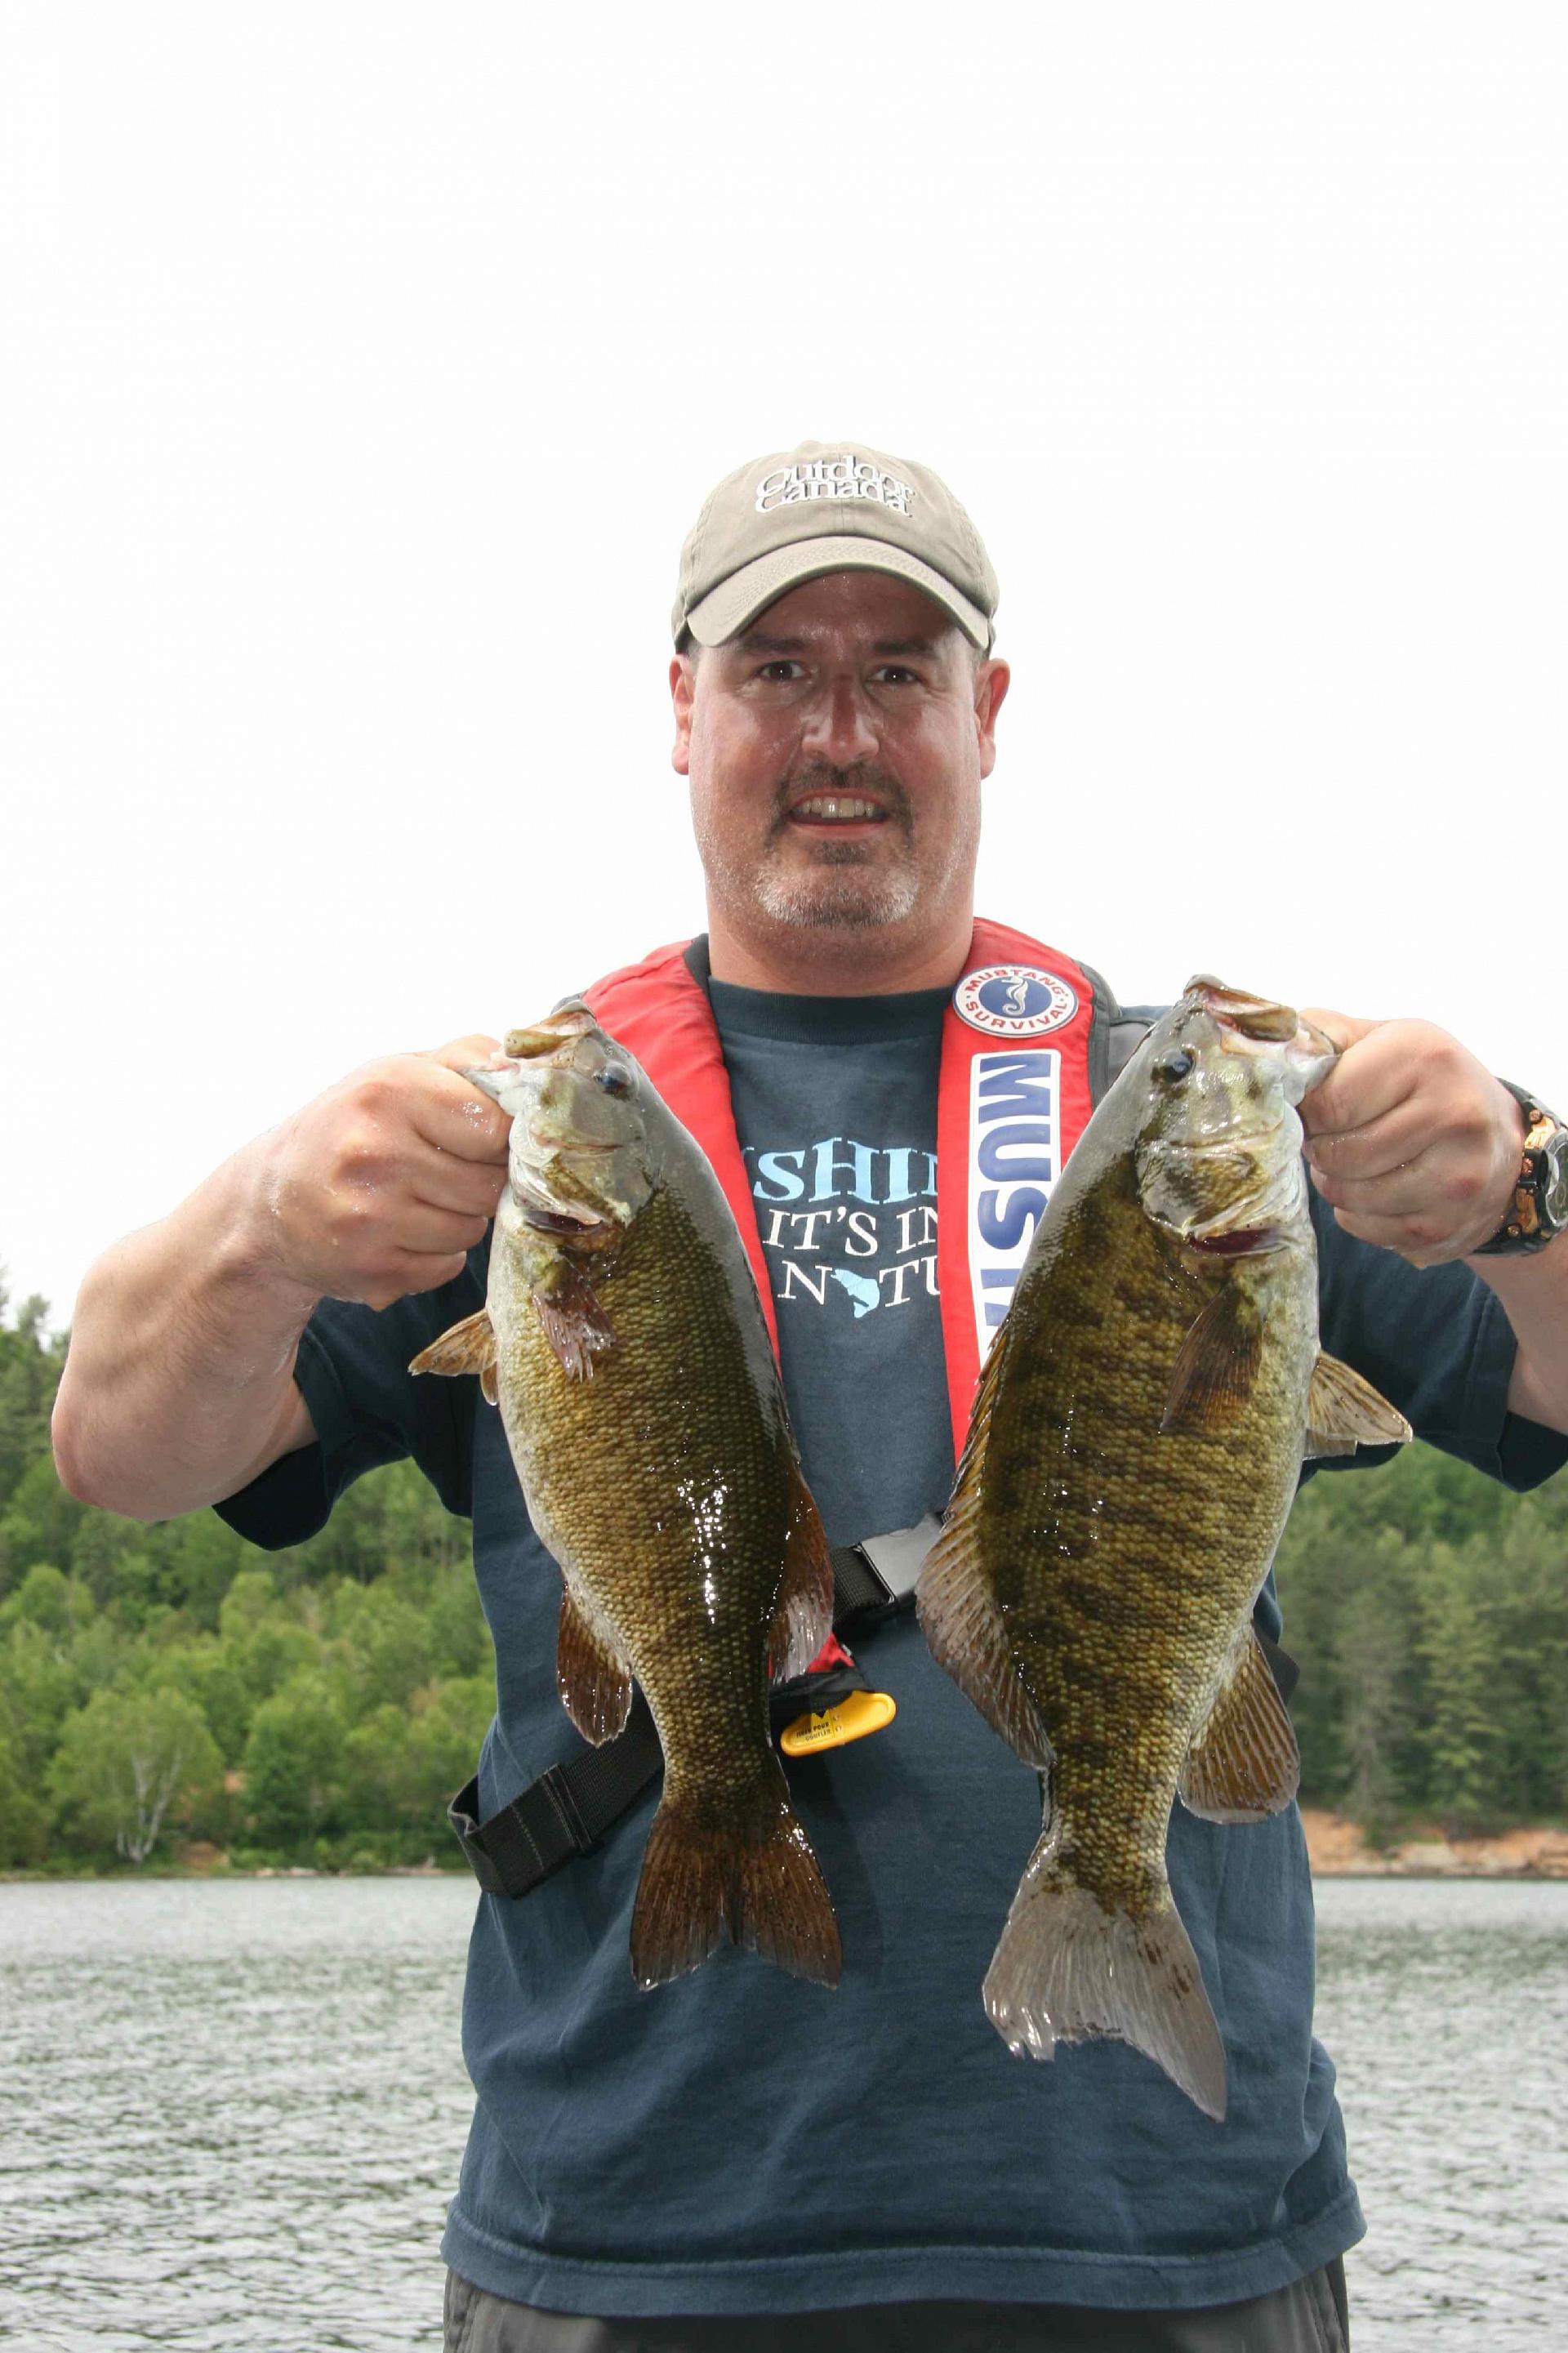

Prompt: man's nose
[799,674,880,767]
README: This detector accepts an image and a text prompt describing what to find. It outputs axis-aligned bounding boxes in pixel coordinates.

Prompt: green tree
[340,1675,492,1840]
[0,1453,84,1595]
[0,1723,47,1865]
[1,1615,78,1774]
[0,1560,73,1635]
[1417,1540,1509,1835]
[329,1580,433,1714]
[243,1672,346,1844]
[0,1281,65,1514]
[136,1638,255,1767]
[49,1685,224,1863]
[1334,1546,1419,1843]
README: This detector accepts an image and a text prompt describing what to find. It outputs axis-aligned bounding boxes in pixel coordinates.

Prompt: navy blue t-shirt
[217,976,1567,2320]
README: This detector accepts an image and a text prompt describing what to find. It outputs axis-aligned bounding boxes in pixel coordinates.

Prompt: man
[54,441,1568,2351]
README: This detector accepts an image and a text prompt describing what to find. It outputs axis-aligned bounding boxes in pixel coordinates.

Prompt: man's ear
[670,653,695,775]
[975,657,1010,780]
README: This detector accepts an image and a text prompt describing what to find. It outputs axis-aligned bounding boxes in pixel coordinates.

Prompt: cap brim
[684,537,992,651]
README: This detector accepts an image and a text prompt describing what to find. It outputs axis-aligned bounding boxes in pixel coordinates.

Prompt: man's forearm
[1472,1239,1568,1437]
[51,1143,321,1522]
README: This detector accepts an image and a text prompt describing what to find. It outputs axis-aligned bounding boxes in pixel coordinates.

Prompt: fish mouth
[1183,977,1337,1083]
[1185,976,1301,1043]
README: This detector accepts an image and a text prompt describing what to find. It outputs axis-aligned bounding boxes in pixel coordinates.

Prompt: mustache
[766,763,914,837]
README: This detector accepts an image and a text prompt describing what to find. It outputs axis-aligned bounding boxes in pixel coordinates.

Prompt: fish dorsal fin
[531,1259,616,1381]
[1305,1353,1412,1459]
[768,1459,835,1683]
[556,1579,633,1745]
[408,1308,497,1388]
[1178,1624,1300,1822]
[916,1334,1052,1771]
[1160,1285,1263,1439]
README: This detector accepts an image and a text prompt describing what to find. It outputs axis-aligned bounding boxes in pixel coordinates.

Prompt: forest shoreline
[8,1814,1568,1884]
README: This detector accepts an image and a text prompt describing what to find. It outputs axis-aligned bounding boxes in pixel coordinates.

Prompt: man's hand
[253,1035,513,1310]
[1298,1013,1526,1268]
[53,1033,514,1520]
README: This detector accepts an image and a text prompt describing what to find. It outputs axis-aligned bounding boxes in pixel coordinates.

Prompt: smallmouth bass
[918,977,1410,2117]
[412,1000,840,1989]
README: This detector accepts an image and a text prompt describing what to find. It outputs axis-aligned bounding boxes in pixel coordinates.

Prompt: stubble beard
[698,764,964,938]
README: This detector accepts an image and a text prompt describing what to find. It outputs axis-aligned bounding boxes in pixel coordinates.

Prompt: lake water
[1,1875,1564,2350]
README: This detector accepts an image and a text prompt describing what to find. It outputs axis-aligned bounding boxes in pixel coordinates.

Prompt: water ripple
[2,1877,1565,2348]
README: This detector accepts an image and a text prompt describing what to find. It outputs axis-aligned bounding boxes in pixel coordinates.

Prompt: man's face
[671,572,1009,960]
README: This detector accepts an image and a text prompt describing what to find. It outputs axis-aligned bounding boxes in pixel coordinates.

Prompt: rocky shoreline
[1301,1808,1568,1878]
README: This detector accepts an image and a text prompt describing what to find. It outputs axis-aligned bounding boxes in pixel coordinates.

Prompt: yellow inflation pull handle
[780,1689,897,1757]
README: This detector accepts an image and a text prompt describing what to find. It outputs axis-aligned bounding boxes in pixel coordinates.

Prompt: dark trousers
[443,2259,1349,2352]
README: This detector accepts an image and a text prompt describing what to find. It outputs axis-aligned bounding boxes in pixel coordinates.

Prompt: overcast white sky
[2,4,1565,1327]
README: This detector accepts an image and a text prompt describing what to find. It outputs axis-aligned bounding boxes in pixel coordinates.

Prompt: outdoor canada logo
[755,453,916,517]
[952,966,1078,1039]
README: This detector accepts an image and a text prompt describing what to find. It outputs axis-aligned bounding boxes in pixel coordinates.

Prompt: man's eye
[874,666,920,685]
[757,661,804,682]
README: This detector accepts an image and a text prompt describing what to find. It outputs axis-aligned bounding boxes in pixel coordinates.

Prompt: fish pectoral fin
[556,1581,633,1745]
[767,1462,835,1683]
[408,1308,498,1387]
[1179,1623,1300,1822]
[1160,1286,1263,1438]
[531,1259,616,1381]
[1305,1353,1412,1458]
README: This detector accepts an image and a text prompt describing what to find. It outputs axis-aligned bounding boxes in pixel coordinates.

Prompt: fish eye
[1155,1048,1196,1085]
[595,1064,632,1098]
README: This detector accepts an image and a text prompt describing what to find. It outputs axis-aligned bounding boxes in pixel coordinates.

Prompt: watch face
[1544,1132,1568,1232]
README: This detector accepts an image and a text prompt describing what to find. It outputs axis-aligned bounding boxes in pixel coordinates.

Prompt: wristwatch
[1473,1083,1568,1255]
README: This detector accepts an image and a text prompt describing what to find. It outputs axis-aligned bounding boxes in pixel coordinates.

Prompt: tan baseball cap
[672,439,1000,652]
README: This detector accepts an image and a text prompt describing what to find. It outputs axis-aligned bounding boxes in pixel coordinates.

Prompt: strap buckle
[844,1514,941,1619]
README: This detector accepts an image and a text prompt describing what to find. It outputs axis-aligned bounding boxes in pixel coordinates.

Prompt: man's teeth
[791,795,883,821]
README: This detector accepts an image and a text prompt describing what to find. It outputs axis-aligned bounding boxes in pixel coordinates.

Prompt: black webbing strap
[448,1517,942,1900]
[448,1524,1302,1900]
[448,1692,662,1897]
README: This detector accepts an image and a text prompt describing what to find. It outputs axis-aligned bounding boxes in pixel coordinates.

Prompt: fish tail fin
[983,1834,1227,2121]
[630,1770,841,1991]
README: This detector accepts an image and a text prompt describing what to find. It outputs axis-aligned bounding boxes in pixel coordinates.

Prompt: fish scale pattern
[487,1109,840,1986]
[991,1155,1316,1911]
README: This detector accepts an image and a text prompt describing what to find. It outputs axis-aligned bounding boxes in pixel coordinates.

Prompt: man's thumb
[425,1034,504,1074]
[1299,1007,1382,1058]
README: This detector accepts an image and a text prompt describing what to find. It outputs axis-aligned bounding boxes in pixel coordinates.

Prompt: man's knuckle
[348,1069,401,1117]
[336,1131,391,1187]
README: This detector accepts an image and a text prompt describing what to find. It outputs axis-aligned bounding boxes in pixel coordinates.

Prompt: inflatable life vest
[586,919,1119,1450]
